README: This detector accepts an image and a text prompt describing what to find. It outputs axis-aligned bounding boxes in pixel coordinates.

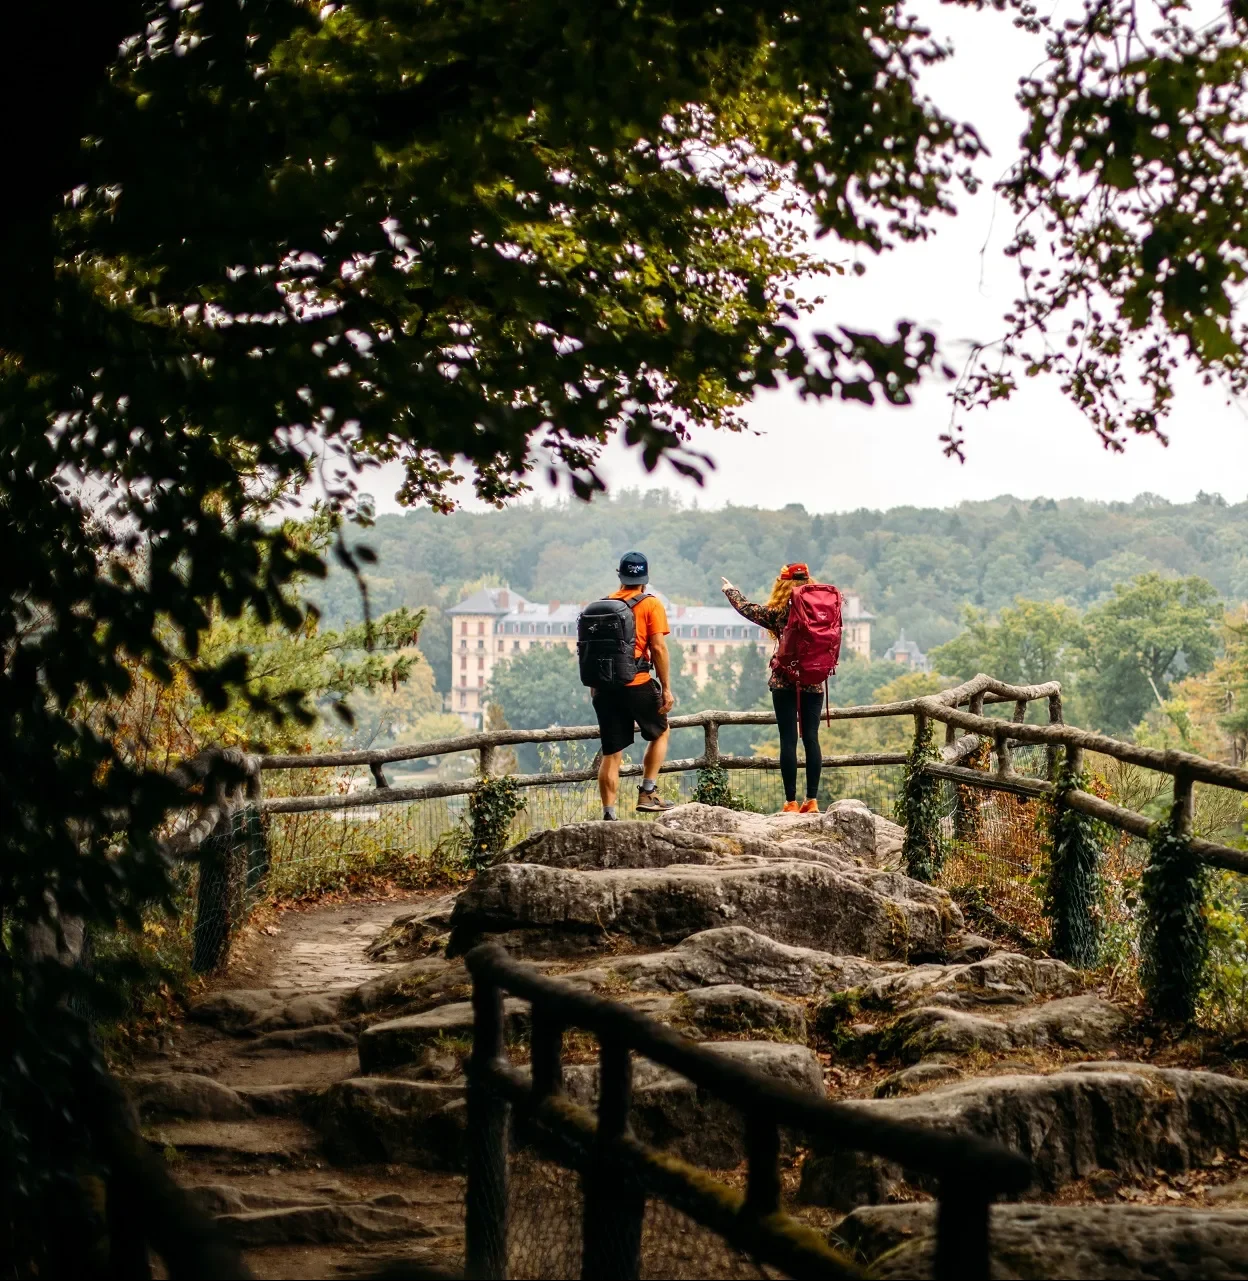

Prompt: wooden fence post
[191,815,234,973]
[465,973,509,1280]
[703,717,720,769]
[934,1183,991,1281]
[582,1040,644,1280]
[1141,770,1207,1022]
[1046,693,1064,781]
[1043,744,1102,968]
[901,713,942,882]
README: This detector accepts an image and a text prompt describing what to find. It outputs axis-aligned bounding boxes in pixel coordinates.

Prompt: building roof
[884,630,927,662]
[446,586,517,616]
[448,584,874,627]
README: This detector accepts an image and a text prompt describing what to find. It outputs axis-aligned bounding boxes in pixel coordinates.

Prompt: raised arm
[721,579,783,634]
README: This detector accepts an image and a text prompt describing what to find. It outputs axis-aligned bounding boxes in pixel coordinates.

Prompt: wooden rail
[464,943,1030,1280]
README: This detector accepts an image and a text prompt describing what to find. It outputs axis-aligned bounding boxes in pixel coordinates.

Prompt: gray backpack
[576,595,652,687]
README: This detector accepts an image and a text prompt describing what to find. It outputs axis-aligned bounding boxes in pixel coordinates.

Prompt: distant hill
[312,489,1248,693]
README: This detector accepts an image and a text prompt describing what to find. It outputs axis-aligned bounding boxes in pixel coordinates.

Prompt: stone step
[144,1117,321,1165]
[800,1063,1248,1209]
[190,988,350,1036]
[128,1072,325,1123]
[357,997,531,1073]
[561,1040,826,1169]
[656,800,882,863]
[358,983,808,1075]
[218,1201,442,1248]
[240,1024,358,1054]
[324,1042,824,1172]
[319,1079,468,1169]
[446,859,960,961]
[839,1202,1248,1280]
[869,993,1127,1063]
[580,924,907,996]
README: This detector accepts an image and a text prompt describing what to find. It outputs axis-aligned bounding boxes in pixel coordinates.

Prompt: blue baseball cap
[618,551,649,585]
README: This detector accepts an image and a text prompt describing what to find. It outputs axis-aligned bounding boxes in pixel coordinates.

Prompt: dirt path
[134,890,465,1280]
[222,892,439,991]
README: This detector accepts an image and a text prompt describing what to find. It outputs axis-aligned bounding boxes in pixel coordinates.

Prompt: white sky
[359,3,1248,517]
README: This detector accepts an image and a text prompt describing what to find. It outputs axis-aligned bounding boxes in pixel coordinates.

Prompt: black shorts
[593,680,668,757]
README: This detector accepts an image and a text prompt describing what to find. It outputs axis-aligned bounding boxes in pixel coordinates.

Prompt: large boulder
[816,953,1084,1033]
[366,893,460,962]
[656,801,880,863]
[563,1041,825,1168]
[799,1064,1248,1208]
[341,957,471,1017]
[127,1073,252,1123]
[188,988,345,1035]
[447,861,960,960]
[358,997,531,1073]
[217,1202,436,1247]
[505,822,731,871]
[597,926,905,996]
[860,951,1084,1010]
[840,1202,1248,1280]
[319,1078,467,1168]
[876,995,1127,1063]
[678,984,806,1040]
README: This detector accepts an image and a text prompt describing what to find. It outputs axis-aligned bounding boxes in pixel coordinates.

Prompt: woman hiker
[721,564,828,814]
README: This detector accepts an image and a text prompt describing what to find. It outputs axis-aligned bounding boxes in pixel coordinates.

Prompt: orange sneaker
[799,799,820,814]
[780,801,800,814]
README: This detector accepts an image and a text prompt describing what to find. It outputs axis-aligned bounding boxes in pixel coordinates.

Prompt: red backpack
[772,584,843,714]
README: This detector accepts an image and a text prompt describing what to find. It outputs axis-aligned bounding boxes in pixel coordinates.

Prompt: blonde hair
[763,567,811,630]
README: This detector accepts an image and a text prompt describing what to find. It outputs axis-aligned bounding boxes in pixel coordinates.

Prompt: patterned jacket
[722,587,823,694]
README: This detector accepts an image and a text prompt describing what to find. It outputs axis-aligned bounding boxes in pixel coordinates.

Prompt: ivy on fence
[953,739,990,845]
[899,716,943,883]
[1141,790,1208,1024]
[1041,754,1105,968]
[692,767,749,812]
[468,776,527,872]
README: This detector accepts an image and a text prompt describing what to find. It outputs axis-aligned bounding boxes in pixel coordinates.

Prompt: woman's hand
[720,577,736,593]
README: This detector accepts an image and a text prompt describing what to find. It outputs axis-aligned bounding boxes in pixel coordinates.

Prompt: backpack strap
[623,592,650,611]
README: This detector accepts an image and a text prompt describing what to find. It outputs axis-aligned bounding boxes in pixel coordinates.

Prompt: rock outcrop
[447,860,960,960]
[875,994,1127,1063]
[840,1202,1248,1280]
[800,1064,1248,1208]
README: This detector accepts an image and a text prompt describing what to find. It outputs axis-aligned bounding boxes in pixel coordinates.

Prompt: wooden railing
[463,943,1031,1281]
[909,675,1248,874]
[252,678,1060,815]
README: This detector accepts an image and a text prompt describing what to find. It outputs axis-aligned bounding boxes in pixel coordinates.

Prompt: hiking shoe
[799,798,820,814]
[780,801,800,814]
[636,788,674,813]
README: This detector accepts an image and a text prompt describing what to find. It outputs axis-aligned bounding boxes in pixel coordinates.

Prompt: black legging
[772,686,824,802]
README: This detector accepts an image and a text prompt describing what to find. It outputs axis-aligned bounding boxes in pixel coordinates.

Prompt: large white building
[447,586,874,727]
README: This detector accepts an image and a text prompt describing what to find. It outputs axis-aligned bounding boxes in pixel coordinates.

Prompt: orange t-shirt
[609,588,669,686]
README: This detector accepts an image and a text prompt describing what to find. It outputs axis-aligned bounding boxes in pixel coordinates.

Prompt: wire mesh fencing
[505,1149,780,1280]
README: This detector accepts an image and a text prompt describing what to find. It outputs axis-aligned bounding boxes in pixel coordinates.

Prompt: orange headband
[779,563,809,580]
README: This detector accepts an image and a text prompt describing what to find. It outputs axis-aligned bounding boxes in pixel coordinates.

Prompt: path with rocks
[128,801,1248,1279]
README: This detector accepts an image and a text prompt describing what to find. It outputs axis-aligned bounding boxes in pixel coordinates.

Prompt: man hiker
[576,551,675,819]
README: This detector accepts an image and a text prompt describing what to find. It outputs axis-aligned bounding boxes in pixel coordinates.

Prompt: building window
[460,656,467,670]
[691,662,699,677]
[477,639,484,649]
[460,622,468,636]
[498,640,504,651]
[513,641,520,651]
[477,656,485,670]
[708,645,715,657]
[478,675,484,687]
[690,644,698,655]
[459,691,467,707]
[478,621,485,635]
